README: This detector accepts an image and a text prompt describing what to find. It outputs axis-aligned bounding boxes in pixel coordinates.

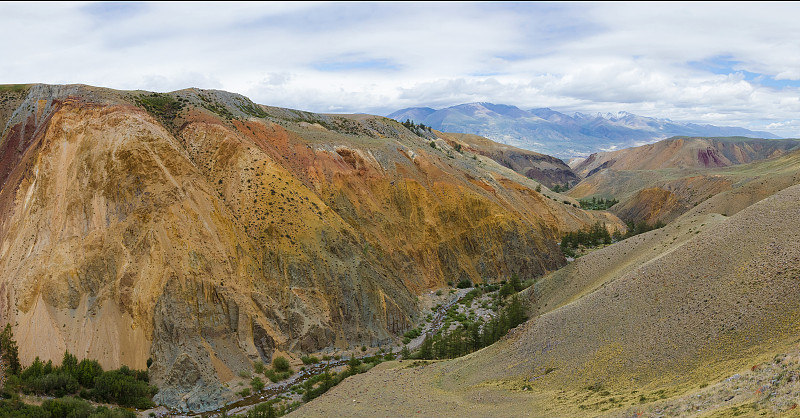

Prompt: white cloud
[2,2,800,137]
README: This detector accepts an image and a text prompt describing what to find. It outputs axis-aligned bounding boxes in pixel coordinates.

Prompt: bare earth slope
[0,84,616,411]
[295,182,800,417]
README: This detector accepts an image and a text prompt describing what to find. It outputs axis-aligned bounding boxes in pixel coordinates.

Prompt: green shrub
[403,328,421,339]
[92,369,156,409]
[250,376,265,392]
[411,295,526,361]
[254,361,265,374]
[0,398,50,417]
[456,279,472,289]
[29,372,79,397]
[272,356,291,373]
[41,396,93,418]
[301,355,319,365]
[264,368,292,383]
[347,357,361,375]
[74,359,103,387]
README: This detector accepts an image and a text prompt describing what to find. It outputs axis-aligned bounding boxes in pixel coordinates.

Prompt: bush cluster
[401,119,432,136]
[413,295,526,360]
[551,184,571,193]
[618,219,666,239]
[560,222,612,257]
[455,279,472,289]
[403,328,421,340]
[578,197,619,210]
[12,352,156,409]
[0,329,142,416]
[0,396,136,417]
[259,356,293,383]
[300,355,319,365]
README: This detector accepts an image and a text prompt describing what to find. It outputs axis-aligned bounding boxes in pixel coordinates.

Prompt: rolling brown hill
[0,84,617,411]
[567,136,800,224]
[295,167,800,417]
[572,136,800,177]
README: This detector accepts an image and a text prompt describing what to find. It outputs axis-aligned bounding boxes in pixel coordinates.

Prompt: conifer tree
[400,345,411,359]
[0,324,20,375]
[418,335,433,359]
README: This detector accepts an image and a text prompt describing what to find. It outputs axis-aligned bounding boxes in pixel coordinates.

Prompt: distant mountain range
[387,103,780,159]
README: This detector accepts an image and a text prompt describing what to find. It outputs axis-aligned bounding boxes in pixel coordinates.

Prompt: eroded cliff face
[0,84,617,410]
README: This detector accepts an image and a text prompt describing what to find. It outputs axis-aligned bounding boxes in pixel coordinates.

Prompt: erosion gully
[180,289,471,417]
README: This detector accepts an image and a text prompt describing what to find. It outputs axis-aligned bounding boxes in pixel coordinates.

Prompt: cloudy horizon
[3,2,800,137]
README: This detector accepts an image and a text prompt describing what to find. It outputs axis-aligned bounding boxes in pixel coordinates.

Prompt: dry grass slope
[295,182,800,417]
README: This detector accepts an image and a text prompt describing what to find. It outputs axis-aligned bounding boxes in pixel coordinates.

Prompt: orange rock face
[0,84,616,410]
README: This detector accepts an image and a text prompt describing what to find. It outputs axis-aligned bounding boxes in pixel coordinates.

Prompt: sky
[3,2,800,137]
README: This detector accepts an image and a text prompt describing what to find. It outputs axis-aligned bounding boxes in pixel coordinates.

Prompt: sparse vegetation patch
[134,92,184,122]
[401,119,432,136]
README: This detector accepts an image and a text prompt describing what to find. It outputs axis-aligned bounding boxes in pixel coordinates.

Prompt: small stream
[196,359,349,417]
[183,289,472,417]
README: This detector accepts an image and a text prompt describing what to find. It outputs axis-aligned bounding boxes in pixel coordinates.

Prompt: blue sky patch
[689,56,800,89]
[312,58,400,72]
[80,2,147,21]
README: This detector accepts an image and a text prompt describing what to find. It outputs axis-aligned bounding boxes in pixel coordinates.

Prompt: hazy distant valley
[2,84,800,417]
